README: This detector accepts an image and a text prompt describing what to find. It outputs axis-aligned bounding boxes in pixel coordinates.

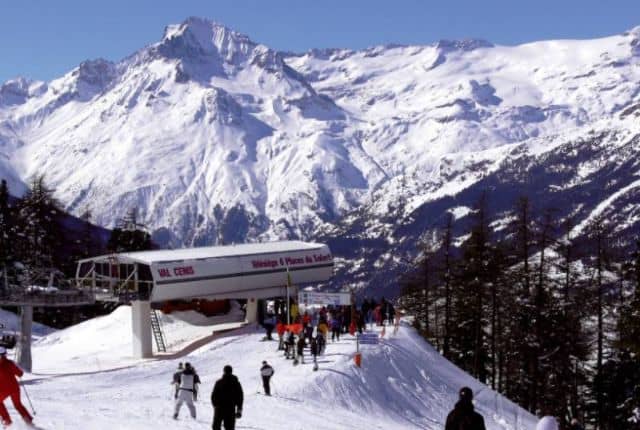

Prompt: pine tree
[553,217,589,426]
[531,209,555,413]
[505,196,537,410]
[107,208,153,252]
[14,175,65,286]
[451,192,492,382]
[0,179,13,294]
[589,215,611,429]
[602,239,640,429]
[441,213,454,358]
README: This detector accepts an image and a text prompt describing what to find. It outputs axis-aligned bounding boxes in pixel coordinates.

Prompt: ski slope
[2,307,537,429]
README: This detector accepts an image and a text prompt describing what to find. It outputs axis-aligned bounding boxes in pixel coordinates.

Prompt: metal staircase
[150,309,167,353]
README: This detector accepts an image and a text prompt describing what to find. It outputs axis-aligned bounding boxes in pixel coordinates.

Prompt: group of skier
[171,361,244,430]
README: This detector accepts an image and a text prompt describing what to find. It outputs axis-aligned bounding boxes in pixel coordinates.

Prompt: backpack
[180,373,195,391]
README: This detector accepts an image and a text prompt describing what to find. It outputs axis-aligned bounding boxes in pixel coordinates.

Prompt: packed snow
[0,307,537,429]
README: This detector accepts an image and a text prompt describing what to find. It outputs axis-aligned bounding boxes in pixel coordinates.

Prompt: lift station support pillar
[132,300,152,358]
[16,305,33,372]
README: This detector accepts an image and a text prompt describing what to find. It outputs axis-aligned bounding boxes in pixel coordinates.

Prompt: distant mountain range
[1,17,639,297]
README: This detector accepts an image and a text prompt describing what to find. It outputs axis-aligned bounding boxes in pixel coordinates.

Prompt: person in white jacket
[173,362,200,420]
[536,416,559,430]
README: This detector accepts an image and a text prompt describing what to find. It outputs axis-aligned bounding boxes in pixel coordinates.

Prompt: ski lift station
[75,241,334,358]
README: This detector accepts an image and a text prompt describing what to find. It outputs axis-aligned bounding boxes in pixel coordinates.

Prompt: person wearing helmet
[445,387,486,430]
[0,346,33,427]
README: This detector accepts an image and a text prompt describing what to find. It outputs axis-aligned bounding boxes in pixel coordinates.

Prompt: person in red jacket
[0,346,33,427]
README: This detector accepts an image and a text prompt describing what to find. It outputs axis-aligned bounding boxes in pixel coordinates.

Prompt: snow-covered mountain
[3,307,537,429]
[1,18,640,295]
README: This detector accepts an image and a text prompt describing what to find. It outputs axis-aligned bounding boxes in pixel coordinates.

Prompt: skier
[316,332,326,355]
[211,365,243,430]
[386,301,395,326]
[445,387,486,430]
[569,418,584,430]
[296,334,305,364]
[173,362,200,420]
[310,336,319,370]
[0,346,33,427]
[276,320,286,350]
[302,311,311,327]
[172,362,184,399]
[318,319,329,341]
[330,316,341,342]
[304,321,314,343]
[262,312,276,341]
[535,416,559,430]
[284,330,295,359]
[260,361,274,396]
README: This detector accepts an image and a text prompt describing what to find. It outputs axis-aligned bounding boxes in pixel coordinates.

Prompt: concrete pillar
[131,300,152,358]
[245,298,258,324]
[16,305,33,372]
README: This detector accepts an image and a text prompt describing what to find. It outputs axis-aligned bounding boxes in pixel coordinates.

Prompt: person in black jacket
[260,361,274,396]
[445,387,486,430]
[211,365,243,430]
[296,335,305,364]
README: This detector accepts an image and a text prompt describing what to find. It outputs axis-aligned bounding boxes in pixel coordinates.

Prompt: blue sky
[1,0,639,83]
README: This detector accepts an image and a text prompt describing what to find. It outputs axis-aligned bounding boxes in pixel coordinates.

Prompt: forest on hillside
[399,193,640,429]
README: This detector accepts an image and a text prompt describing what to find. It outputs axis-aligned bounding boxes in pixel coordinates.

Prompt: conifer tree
[14,175,65,285]
[107,208,153,253]
[452,192,492,382]
[441,213,454,358]
[0,179,13,294]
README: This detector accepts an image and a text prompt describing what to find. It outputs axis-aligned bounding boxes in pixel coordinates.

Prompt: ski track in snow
[0,307,537,430]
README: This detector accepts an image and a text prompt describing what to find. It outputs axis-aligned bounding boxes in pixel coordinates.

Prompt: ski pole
[22,383,36,416]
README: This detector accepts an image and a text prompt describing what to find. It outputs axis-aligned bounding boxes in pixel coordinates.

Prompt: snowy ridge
[1,18,640,293]
[9,307,536,429]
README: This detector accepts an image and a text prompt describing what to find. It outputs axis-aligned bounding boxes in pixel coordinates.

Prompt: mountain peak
[158,17,258,63]
[435,38,494,52]
[73,58,117,88]
[0,77,46,106]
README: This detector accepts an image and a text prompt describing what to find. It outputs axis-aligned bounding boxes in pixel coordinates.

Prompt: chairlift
[0,323,17,349]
